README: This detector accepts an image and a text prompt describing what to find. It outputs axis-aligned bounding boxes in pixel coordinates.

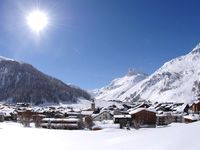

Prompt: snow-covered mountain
[119,44,200,103]
[0,56,91,105]
[93,69,148,101]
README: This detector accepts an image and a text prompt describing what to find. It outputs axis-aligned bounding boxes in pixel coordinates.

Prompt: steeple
[91,99,95,111]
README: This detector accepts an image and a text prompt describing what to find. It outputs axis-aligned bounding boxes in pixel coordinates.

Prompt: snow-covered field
[0,121,199,150]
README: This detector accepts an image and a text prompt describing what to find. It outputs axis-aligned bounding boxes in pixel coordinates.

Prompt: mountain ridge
[93,68,148,101]
[0,57,91,105]
[94,43,200,104]
[118,43,200,103]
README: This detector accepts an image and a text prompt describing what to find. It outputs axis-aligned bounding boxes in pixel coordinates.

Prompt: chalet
[113,109,129,115]
[183,114,199,123]
[156,113,173,126]
[154,103,174,112]
[192,101,200,113]
[113,115,132,128]
[172,103,189,113]
[92,111,113,121]
[129,108,156,128]
[40,118,83,130]
[17,109,40,127]
[171,113,184,123]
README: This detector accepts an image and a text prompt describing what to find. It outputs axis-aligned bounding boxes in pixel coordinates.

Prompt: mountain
[119,44,200,103]
[93,69,148,101]
[0,56,91,105]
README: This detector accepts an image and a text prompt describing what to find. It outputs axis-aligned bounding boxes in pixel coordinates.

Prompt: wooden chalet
[92,111,113,121]
[192,100,200,113]
[17,109,41,127]
[156,113,173,126]
[129,108,156,128]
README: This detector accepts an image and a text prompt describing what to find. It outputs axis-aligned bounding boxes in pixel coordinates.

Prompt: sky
[0,0,200,90]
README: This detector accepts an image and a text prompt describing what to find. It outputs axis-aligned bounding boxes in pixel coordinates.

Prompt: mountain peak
[127,68,136,76]
[191,43,200,53]
[127,68,147,77]
[0,56,15,62]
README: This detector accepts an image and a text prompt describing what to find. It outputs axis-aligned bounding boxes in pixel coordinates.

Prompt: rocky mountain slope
[119,44,200,103]
[0,56,91,105]
[93,69,148,100]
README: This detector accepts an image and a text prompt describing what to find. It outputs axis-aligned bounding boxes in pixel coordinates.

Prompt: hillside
[93,69,147,101]
[0,57,91,105]
[119,44,200,103]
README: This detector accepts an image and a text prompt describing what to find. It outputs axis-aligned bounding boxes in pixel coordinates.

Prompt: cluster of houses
[0,98,200,130]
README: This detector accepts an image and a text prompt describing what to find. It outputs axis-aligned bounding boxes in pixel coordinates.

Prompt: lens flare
[27,10,48,33]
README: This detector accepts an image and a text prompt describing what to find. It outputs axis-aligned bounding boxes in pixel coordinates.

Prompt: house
[192,101,200,113]
[183,114,199,123]
[40,118,83,130]
[171,113,184,123]
[17,109,40,127]
[113,115,132,128]
[156,113,173,126]
[92,111,113,121]
[172,103,189,113]
[129,108,156,128]
[154,103,174,112]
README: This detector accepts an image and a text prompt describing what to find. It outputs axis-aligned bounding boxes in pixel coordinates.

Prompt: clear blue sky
[0,0,200,89]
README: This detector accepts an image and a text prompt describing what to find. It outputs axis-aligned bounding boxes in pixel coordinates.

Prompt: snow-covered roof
[92,111,112,119]
[183,114,199,121]
[81,110,93,115]
[42,118,80,122]
[193,100,200,104]
[114,115,131,118]
[129,108,156,115]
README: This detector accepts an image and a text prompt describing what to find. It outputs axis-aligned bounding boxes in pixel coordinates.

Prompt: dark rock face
[0,60,91,105]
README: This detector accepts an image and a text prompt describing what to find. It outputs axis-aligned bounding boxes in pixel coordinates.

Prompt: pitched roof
[129,108,156,115]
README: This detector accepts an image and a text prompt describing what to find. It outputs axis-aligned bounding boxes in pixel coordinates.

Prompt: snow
[0,56,15,62]
[0,121,200,150]
[114,115,131,118]
[81,110,94,115]
[129,107,156,115]
[93,120,120,129]
[115,43,200,103]
[92,44,200,104]
[183,114,199,121]
[42,118,80,122]
[93,69,147,101]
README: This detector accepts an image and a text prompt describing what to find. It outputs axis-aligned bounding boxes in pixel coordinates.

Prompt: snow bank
[0,121,200,150]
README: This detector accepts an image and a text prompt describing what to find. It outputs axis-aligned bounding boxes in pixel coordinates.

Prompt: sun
[26,10,48,33]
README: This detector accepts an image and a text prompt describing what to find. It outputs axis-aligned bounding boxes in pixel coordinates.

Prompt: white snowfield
[95,43,200,104]
[120,44,200,103]
[94,68,147,101]
[119,44,200,103]
[0,122,200,150]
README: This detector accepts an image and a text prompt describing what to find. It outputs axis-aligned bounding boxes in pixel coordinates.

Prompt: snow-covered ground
[0,121,199,150]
